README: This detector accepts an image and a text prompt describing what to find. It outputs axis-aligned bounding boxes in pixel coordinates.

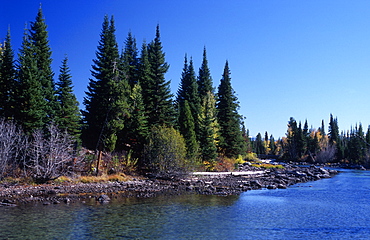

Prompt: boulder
[97,194,111,203]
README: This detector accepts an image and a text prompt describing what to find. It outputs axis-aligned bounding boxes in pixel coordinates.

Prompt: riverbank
[0,165,338,206]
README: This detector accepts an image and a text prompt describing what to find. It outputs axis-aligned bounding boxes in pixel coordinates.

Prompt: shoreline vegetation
[0,163,339,207]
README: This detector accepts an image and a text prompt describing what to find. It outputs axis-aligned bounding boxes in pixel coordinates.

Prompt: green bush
[143,126,188,175]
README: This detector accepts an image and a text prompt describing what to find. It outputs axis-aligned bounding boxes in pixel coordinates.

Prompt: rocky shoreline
[0,165,338,206]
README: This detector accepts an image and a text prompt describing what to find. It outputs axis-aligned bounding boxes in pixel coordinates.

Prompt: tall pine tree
[16,27,46,133]
[143,25,175,127]
[121,31,139,88]
[198,91,218,163]
[216,61,246,158]
[198,47,214,97]
[83,15,129,151]
[0,29,17,119]
[29,6,57,123]
[56,56,81,139]
[177,55,201,141]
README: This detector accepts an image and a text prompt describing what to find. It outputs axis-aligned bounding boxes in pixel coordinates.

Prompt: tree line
[252,114,370,167]
[0,8,247,180]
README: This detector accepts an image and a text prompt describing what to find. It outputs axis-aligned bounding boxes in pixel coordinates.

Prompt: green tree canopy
[56,56,81,139]
[82,15,129,151]
[216,61,246,158]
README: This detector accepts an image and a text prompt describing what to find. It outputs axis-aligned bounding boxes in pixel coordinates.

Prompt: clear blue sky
[2,0,370,138]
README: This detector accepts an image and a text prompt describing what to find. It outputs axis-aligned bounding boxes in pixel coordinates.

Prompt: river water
[1,169,370,239]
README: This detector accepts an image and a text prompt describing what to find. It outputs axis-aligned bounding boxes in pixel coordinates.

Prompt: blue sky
[2,1,370,138]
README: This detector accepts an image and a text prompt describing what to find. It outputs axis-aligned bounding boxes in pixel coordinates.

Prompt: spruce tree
[56,56,81,139]
[216,61,246,158]
[198,47,214,97]
[121,31,139,88]
[29,7,57,123]
[198,91,218,163]
[0,29,17,119]
[16,28,46,133]
[269,135,276,155]
[144,25,175,127]
[255,133,265,155]
[328,114,340,145]
[119,83,148,156]
[177,55,201,139]
[83,15,129,151]
[178,100,199,161]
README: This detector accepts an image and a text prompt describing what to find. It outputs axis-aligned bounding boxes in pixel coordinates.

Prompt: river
[0,169,370,239]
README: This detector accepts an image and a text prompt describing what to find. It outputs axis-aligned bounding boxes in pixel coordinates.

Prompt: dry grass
[251,163,285,169]
[78,173,132,183]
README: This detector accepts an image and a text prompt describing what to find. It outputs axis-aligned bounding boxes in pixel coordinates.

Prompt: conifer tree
[119,83,148,156]
[216,61,246,158]
[198,91,218,163]
[255,133,265,154]
[177,55,201,140]
[320,119,325,136]
[83,15,129,151]
[269,135,276,155]
[29,7,57,123]
[286,117,298,159]
[329,114,340,145]
[121,31,139,88]
[144,25,175,127]
[16,28,46,133]
[198,47,214,97]
[56,57,81,139]
[178,100,199,161]
[0,29,17,119]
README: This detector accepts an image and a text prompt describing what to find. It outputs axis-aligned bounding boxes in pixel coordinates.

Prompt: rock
[97,194,111,203]
[267,185,277,190]
[277,184,287,189]
[47,190,57,195]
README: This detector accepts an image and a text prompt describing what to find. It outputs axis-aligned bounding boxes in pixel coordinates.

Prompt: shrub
[143,126,188,175]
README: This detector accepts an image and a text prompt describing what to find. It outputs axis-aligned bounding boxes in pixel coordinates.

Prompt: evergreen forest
[0,8,369,182]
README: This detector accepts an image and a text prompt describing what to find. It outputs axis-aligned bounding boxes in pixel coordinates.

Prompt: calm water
[1,169,370,239]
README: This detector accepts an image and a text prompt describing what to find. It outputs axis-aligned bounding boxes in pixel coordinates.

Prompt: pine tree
[177,55,201,140]
[144,25,175,127]
[319,119,325,136]
[0,29,17,119]
[82,15,129,151]
[121,31,139,88]
[328,114,340,145]
[216,61,246,158]
[255,133,265,154]
[16,28,46,133]
[198,47,214,98]
[286,117,299,159]
[178,100,199,161]
[29,6,57,123]
[119,83,148,156]
[198,91,218,163]
[269,135,276,155]
[55,56,81,139]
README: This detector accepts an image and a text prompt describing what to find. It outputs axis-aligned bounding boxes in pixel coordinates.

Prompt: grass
[251,163,285,169]
[78,173,132,183]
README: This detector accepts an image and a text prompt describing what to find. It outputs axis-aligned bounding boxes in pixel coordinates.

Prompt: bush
[143,126,188,175]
